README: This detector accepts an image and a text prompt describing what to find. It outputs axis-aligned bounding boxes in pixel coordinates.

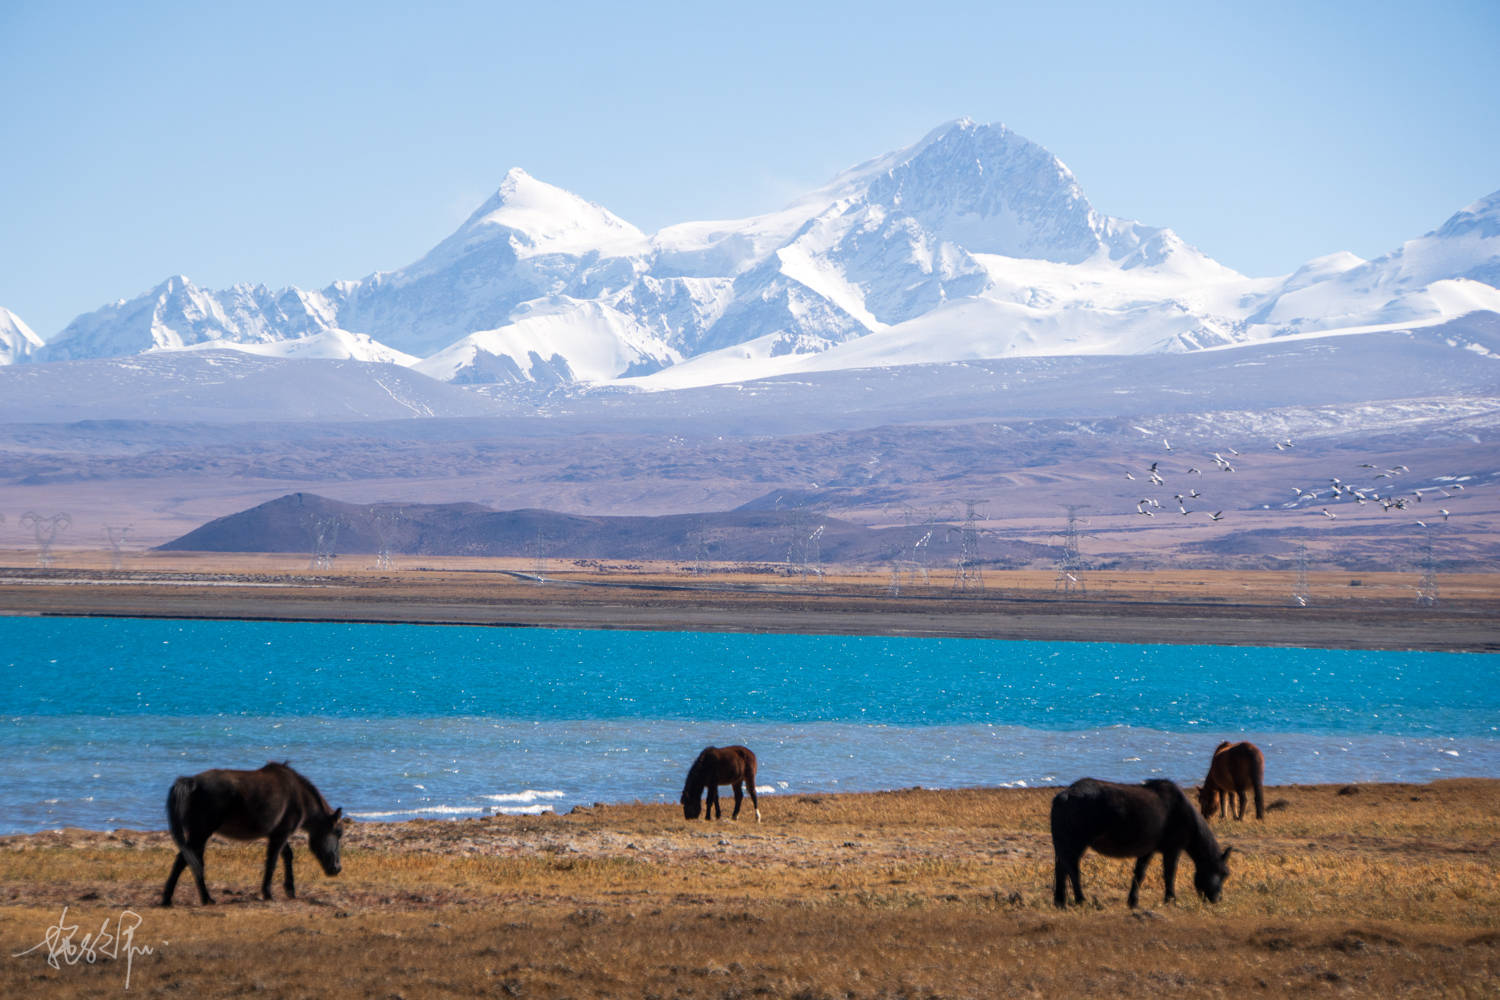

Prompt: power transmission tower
[530,528,550,579]
[1292,543,1311,607]
[22,511,71,568]
[1053,505,1089,595]
[950,500,986,592]
[305,514,341,570]
[1415,531,1438,608]
[803,523,825,582]
[105,524,132,571]
[370,507,403,570]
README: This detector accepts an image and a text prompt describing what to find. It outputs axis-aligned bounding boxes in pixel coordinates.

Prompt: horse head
[680,785,702,820]
[308,807,345,876]
[1193,845,1232,903]
[1196,784,1219,819]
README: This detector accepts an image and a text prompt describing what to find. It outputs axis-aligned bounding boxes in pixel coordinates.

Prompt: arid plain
[1,782,1497,998]
[2,554,1498,996]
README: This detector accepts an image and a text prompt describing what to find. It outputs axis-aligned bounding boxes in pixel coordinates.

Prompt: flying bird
[1320,508,1337,519]
[1209,511,1224,521]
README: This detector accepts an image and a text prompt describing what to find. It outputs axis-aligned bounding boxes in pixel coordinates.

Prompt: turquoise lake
[2,616,1496,833]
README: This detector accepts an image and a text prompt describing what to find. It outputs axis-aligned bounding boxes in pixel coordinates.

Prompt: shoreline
[1,561,1497,651]
[0,775,1492,841]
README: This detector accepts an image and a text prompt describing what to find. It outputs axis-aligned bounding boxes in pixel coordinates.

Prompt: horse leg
[1217,786,1227,820]
[161,853,187,907]
[1053,846,1084,907]
[1128,855,1151,909]
[748,779,760,823]
[1254,779,1265,821]
[731,782,744,820]
[262,834,290,900]
[281,844,296,899]
[185,835,214,905]
[1235,787,1248,820]
[707,786,719,821]
[1160,849,1180,904]
[1053,846,1081,908]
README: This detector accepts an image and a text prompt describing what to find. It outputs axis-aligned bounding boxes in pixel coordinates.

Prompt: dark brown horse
[1198,741,1266,821]
[1051,777,1231,909]
[161,762,345,907]
[680,745,760,822]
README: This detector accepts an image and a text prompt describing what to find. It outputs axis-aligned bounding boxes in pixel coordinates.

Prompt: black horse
[1051,777,1231,909]
[161,761,345,907]
[680,745,760,822]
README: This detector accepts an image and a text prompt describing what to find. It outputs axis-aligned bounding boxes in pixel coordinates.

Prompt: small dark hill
[157,492,1056,567]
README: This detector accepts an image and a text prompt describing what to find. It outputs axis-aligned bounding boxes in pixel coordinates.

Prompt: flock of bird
[1121,434,1471,530]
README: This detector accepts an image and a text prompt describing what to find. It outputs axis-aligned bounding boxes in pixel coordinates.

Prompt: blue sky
[3,0,1497,338]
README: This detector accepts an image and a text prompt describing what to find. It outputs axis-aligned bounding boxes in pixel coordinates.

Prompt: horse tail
[166,777,206,883]
[1251,746,1266,820]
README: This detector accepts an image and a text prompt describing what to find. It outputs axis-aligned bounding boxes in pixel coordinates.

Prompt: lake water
[2,617,1496,834]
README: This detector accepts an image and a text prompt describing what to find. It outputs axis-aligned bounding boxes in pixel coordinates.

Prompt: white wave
[490,804,557,815]
[481,789,566,804]
[348,805,489,820]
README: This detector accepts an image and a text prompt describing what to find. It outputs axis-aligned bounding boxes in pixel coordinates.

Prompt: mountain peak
[1435,188,1500,240]
[0,306,44,364]
[454,168,647,257]
[848,118,1106,263]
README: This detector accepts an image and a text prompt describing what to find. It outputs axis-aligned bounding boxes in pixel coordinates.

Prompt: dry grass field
[2,782,1497,998]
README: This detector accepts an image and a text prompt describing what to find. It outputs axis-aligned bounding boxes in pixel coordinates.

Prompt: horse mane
[1183,788,1223,864]
[263,761,333,814]
[682,747,719,797]
[1145,779,1222,862]
[1212,741,1232,754]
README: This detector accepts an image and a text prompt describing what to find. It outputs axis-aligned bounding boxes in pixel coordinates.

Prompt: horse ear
[332,807,343,821]
[1221,846,1233,862]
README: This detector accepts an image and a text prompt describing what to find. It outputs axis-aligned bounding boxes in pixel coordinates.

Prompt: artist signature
[12,905,155,990]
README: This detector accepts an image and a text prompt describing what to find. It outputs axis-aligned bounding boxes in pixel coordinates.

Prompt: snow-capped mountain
[21,120,1500,390]
[1,307,43,364]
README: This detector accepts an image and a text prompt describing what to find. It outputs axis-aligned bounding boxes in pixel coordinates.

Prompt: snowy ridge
[18,120,1500,393]
[0,307,43,364]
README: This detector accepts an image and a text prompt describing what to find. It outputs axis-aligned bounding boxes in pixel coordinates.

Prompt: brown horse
[1198,741,1265,821]
[161,762,345,907]
[680,745,760,822]
[1051,777,1231,909]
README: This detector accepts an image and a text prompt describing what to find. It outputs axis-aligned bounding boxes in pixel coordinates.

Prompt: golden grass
[2,782,1497,997]
[6,548,1500,606]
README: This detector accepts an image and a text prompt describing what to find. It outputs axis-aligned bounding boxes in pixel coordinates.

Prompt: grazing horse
[1198,741,1266,821]
[161,761,344,907]
[680,745,760,822]
[1051,777,1231,909]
